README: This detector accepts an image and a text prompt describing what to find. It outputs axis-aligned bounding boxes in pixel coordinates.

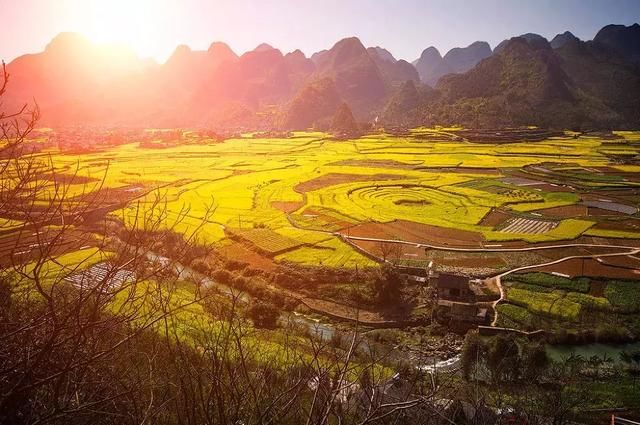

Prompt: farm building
[437,300,489,324]
[436,273,475,302]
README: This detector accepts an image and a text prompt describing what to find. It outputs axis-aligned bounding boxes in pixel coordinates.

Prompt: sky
[1,0,639,63]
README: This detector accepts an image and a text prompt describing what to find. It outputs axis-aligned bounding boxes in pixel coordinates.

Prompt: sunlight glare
[80,0,167,59]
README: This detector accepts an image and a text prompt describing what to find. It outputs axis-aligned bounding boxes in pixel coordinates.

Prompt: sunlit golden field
[28,129,640,269]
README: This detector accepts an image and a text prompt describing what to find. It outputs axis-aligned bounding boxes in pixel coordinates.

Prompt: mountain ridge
[3,23,639,130]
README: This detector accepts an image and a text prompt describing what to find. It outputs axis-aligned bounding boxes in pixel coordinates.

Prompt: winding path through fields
[335,233,640,253]
[336,232,640,326]
[488,248,640,325]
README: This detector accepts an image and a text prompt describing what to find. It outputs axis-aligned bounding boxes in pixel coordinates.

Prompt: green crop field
[505,276,611,322]
[506,287,583,321]
[506,273,591,293]
[24,129,640,269]
[605,280,640,312]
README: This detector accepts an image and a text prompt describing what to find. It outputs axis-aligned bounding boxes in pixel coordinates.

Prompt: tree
[247,301,280,328]
[522,342,549,380]
[331,102,359,134]
[620,349,640,387]
[486,334,521,383]
[0,61,217,423]
[376,240,404,264]
[371,264,404,305]
[461,331,487,380]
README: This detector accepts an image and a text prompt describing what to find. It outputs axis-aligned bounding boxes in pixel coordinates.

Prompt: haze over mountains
[3,23,640,130]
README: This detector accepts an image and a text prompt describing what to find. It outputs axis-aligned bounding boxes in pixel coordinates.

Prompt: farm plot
[347,219,486,246]
[506,287,579,320]
[528,256,640,280]
[32,129,640,270]
[65,262,135,291]
[580,200,638,215]
[496,303,537,329]
[504,272,613,323]
[498,217,558,234]
[294,172,404,193]
[227,228,303,256]
[604,280,640,312]
[505,273,590,292]
[275,237,376,268]
[306,179,491,231]
[12,247,111,289]
[458,179,541,200]
[219,242,278,271]
[289,209,353,232]
[505,287,604,321]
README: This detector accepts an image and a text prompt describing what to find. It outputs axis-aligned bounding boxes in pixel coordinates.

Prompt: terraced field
[15,129,640,271]
[499,217,558,234]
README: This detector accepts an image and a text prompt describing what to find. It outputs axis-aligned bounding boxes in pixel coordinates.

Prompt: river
[546,342,640,364]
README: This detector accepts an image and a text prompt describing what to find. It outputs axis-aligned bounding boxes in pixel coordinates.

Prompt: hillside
[413,41,491,86]
[384,28,640,129]
[3,23,640,130]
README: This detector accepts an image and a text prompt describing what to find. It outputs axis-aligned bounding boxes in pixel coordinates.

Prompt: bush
[594,323,633,343]
[212,269,232,284]
[0,277,11,315]
[461,332,486,380]
[605,280,640,312]
[225,259,248,272]
[232,275,249,291]
[329,331,344,349]
[371,265,404,306]
[190,258,211,274]
[369,329,402,344]
[247,302,280,329]
[429,324,448,337]
[242,267,263,277]
[269,291,286,308]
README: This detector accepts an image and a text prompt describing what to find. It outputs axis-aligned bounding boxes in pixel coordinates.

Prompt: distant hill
[279,78,341,130]
[493,33,549,54]
[413,42,491,86]
[443,41,492,74]
[593,23,640,65]
[3,23,640,130]
[312,37,388,114]
[367,46,397,63]
[384,33,640,129]
[413,46,450,86]
[368,50,419,87]
[550,31,579,49]
[383,80,434,127]
[282,39,418,127]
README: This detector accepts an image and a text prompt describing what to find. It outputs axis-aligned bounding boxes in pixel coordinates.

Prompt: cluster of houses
[435,273,492,325]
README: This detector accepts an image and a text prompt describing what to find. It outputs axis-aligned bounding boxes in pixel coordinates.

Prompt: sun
[79,0,165,59]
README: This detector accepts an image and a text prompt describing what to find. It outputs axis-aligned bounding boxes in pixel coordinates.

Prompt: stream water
[546,342,640,364]
[418,354,462,372]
